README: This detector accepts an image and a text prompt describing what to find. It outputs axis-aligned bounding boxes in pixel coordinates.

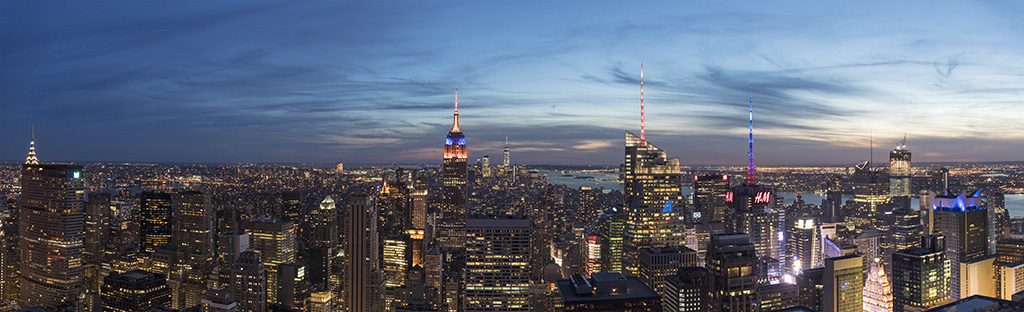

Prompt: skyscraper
[245,219,296,307]
[598,208,624,273]
[851,161,890,234]
[167,191,214,309]
[230,250,267,312]
[706,233,757,311]
[863,259,893,312]
[464,216,530,311]
[663,267,712,312]
[0,202,19,302]
[140,191,173,254]
[891,236,950,312]
[933,191,988,300]
[343,195,383,312]
[823,254,863,312]
[438,91,468,249]
[889,137,912,199]
[83,192,110,310]
[19,159,85,308]
[692,174,730,223]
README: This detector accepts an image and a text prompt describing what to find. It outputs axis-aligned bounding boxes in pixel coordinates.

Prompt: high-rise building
[245,220,296,307]
[381,173,412,239]
[786,217,819,277]
[706,233,757,311]
[729,183,782,283]
[995,238,1024,300]
[280,192,303,224]
[83,192,110,310]
[880,206,922,274]
[101,270,171,312]
[889,138,912,198]
[891,236,950,312]
[230,250,267,312]
[167,190,214,310]
[19,162,85,308]
[933,191,988,300]
[308,196,339,293]
[863,259,893,312]
[664,267,711,312]
[464,216,530,312]
[308,290,333,312]
[140,191,173,253]
[850,161,889,234]
[200,289,237,312]
[756,283,799,312]
[823,254,863,312]
[637,246,699,297]
[0,202,19,302]
[598,208,624,273]
[796,268,824,311]
[623,130,686,274]
[343,195,383,312]
[693,174,730,223]
[439,92,468,249]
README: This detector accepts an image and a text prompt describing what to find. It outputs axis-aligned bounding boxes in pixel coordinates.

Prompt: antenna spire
[451,88,461,132]
[640,62,646,145]
[747,82,756,185]
[870,129,873,166]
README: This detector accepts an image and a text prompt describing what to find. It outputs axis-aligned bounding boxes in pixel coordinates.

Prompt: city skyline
[2,1,1023,165]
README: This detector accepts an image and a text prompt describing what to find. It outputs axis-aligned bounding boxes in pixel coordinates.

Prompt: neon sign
[725,192,733,203]
[754,191,772,204]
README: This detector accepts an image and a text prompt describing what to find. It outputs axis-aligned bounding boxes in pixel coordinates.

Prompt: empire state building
[438,91,467,248]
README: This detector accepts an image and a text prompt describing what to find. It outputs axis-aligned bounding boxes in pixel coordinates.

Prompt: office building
[556,273,662,311]
[796,268,824,311]
[19,162,85,308]
[279,192,302,224]
[706,233,757,311]
[343,195,383,312]
[168,191,214,309]
[756,283,799,312]
[850,161,889,234]
[245,219,296,306]
[664,267,711,312]
[637,246,699,296]
[200,289,237,312]
[824,255,863,312]
[889,138,912,198]
[786,218,819,277]
[100,270,171,312]
[933,191,989,300]
[599,208,625,273]
[230,250,266,312]
[438,93,468,248]
[140,191,173,253]
[623,130,686,274]
[0,203,18,302]
[693,174,730,223]
[464,216,530,312]
[960,255,996,299]
[891,237,950,312]
[863,259,893,312]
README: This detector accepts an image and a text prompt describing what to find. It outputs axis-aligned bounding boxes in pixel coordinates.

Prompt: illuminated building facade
[101,270,170,312]
[169,190,214,309]
[0,203,18,302]
[245,219,296,306]
[889,138,912,198]
[439,92,468,249]
[464,216,530,312]
[599,208,624,273]
[756,283,799,312]
[786,218,819,277]
[140,191,173,253]
[693,174,730,222]
[280,192,302,224]
[556,273,661,312]
[663,267,711,312]
[851,161,890,234]
[728,184,782,283]
[823,254,863,312]
[623,130,685,274]
[863,259,894,312]
[933,191,988,300]
[706,233,757,311]
[231,250,267,312]
[892,240,950,312]
[637,246,699,297]
[19,163,85,308]
[83,192,110,310]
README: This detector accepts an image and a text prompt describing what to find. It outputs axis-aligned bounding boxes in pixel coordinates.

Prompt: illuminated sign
[754,191,772,204]
[72,171,81,179]
[722,174,728,180]
[725,191,733,203]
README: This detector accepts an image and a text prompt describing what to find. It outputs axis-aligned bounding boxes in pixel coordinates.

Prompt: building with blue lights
[622,131,686,275]
[438,94,468,249]
[933,191,989,300]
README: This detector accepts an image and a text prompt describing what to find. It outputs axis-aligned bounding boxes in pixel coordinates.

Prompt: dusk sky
[2,1,1022,166]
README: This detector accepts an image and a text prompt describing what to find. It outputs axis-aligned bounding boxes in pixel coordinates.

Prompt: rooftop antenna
[640,62,646,145]
[870,129,873,167]
[898,133,907,149]
[747,82,756,185]
[451,88,460,132]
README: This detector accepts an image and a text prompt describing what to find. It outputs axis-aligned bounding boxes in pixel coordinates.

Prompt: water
[1005,194,1024,217]
[540,171,624,191]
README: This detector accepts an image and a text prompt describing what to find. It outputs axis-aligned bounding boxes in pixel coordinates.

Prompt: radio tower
[747,83,756,185]
[640,62,646,145]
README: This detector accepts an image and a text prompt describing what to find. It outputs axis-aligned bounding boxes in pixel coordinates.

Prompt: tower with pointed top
[438,91,468,249]
[25,130,39,165]
[889,136,912,199]
[622,64,685,275]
